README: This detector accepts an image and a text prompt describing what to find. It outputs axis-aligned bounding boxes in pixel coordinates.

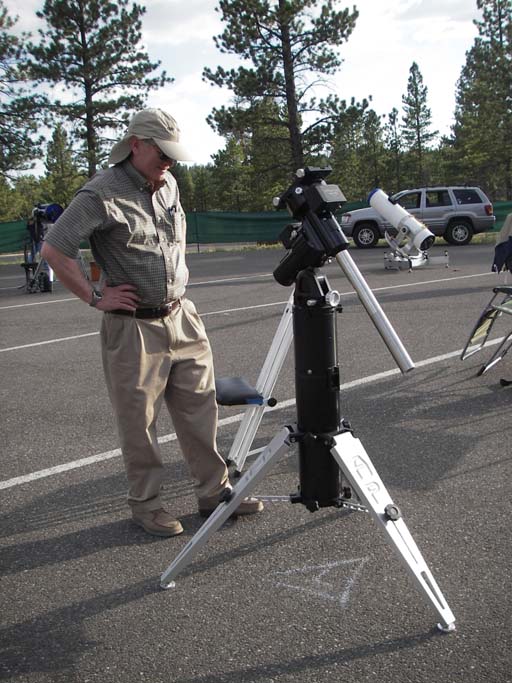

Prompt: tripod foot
[330,432,456,630]
[437,621,456,633]
[160,580,176,590]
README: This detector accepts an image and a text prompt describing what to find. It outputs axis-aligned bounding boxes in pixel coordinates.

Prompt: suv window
[398,192,421,210]
[453,189,482,205]
[426,190,451,207]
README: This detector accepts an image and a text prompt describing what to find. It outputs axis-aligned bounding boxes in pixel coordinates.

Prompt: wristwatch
[89,288,103,307]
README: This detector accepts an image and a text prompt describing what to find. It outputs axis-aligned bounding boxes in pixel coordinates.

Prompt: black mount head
[273,167,349,286]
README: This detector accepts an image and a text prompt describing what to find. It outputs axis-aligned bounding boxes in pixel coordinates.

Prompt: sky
[5,0,482,165]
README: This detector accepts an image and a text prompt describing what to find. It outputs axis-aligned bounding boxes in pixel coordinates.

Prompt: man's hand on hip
[97,284,140,311]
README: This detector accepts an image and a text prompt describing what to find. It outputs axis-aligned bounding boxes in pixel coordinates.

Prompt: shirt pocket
[162,208,185,244]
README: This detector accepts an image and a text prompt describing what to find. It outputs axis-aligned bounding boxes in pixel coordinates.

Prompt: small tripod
[160,168,456,632]
[19,202,89,294]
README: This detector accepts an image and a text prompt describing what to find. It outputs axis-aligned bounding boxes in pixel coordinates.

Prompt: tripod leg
[160,427,294,589]
[27,259,43,292]
[228,294,294,473]
[78,250,88,279]
[330,432,456,632]
[478,332,512,375]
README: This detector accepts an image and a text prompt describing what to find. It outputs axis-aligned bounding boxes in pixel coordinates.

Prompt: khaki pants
[100,298,229,513]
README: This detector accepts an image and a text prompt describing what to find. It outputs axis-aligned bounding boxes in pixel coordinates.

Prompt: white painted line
[192,273,272,285]
[0,411,245,490]
[0,297,76,310]
[0,270,498,353]
[0,274,272,310]
[0,339,501,491]
[0,331,99,353]
[0,270,496,312]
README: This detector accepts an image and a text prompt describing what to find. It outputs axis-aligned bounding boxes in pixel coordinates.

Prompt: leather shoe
[132,508,184,537]
[198,493,264,518]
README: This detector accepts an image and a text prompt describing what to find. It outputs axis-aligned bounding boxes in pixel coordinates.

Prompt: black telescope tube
[293,268,343,511]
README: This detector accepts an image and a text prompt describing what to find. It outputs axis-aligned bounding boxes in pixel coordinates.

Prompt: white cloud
[396,0,480,22]
[142,0,224,45]
[329,0,480,141]
[3,0,483,165]
[145,72,234,164]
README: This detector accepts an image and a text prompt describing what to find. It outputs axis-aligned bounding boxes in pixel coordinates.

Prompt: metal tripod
[160,266,456,633]
[21,244,90,294]
[224,292,294,475]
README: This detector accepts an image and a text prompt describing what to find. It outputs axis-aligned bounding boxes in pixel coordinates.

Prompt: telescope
[32,203,64,224]
[369,188,434,256]
[159,166,456,633]
[273,167,414,374]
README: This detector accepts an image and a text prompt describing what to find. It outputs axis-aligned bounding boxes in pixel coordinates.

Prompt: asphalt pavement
[0,243,511,683]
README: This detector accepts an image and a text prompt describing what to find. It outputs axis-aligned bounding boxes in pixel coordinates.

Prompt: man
[42,108,263,537]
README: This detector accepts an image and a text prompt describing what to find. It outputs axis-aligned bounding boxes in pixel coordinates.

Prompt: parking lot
[1,243,511,683]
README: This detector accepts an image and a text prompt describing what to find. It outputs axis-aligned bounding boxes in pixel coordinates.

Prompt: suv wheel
[353,222,380,248]
[444,219,473,245]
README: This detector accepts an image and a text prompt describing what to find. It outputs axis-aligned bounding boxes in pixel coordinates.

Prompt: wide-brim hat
[108,108,193,165]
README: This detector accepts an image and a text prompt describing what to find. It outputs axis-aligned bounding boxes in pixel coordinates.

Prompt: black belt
[111,299,181,319]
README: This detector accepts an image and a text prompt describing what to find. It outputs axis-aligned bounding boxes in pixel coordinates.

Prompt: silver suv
[340,186,495,248]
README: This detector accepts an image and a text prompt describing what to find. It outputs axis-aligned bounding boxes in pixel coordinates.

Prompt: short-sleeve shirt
[44,160,189,306]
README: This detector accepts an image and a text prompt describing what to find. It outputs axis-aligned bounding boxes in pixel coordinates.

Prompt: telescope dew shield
[293,269,343,511]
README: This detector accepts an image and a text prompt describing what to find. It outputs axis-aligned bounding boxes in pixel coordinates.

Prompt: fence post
[193,210,200,253]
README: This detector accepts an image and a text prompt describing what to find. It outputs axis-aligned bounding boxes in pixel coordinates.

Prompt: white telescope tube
[369,188,434,252]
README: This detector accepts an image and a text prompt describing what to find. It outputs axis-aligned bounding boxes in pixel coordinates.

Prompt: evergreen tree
[401,62,438,185]
[246,101,293,208]
[172,163,195,213]
[44,124,86,206]
[209,98,291,209]
[360,109,385,189]
[384,107,402,191]
[452,0,512,198]
[327,97,372,200]
[209,137,252,211]
[0,174,49,221]
[27,0,171,177]
[0,1,44,177]
[189,165,215,212]
[0,177,19,220]
[203,0,358,174]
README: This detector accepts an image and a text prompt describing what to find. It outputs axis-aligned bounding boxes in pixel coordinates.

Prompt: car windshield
[390,191,408,202]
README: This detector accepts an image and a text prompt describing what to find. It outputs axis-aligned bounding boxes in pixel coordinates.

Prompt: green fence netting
[493,201,512,227]
[186,203,367,244]
[1,200,511,254]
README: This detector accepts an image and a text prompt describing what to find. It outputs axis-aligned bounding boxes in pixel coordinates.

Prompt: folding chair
[460,285,512,377]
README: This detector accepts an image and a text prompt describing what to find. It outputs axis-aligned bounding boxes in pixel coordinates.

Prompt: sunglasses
[143,139,177,166]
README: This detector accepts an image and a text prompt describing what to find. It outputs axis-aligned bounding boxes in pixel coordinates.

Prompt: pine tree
[384,108,402,191]
[327,97,372,200]
[452,0,512,198]
[360,109,385,189]
[171,164,195,213]
[189,166,215,212]
[44,124,86,206]
[209,138,252,211]
[401,62,438,185]
[0,1,44,177]
[27,0,171,177]
[203,0,358,174]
